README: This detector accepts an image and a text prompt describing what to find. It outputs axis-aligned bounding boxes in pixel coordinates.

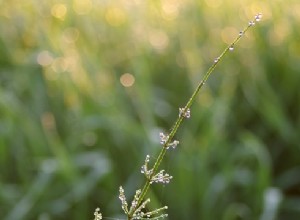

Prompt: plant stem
[127,17,258,220]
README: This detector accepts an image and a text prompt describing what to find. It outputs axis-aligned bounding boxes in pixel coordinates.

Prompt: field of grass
[1,1,300,220]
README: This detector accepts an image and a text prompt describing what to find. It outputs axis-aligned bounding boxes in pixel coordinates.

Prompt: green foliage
[0,1,299,220]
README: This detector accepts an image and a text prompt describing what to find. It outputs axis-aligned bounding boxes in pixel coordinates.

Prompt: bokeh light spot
[105,7,127,27]
[51,4,67,20]
[120,73,135,87]
[161,0,180,21]
[73,0,92,15]
[62,28,80,44]
[37,51,53,66]
[51,57,69,73]
[149,30,169,52]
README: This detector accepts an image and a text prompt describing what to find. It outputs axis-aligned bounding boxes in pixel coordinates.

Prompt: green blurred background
[1,0,300,219]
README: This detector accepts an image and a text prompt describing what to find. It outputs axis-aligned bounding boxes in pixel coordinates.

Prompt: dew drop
[255,13,262,22]
[249,21,255,26]
[229,46,234,51]
[239,31,243,36]
[214,58,219,63]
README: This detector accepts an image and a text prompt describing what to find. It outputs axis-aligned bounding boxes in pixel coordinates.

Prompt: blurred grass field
[1,0,300,219]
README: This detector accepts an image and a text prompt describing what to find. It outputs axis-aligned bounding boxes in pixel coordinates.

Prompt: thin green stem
[127,16,260,220]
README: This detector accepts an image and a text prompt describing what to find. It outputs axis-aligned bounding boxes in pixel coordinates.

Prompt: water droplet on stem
[249,21,255,26]
[255,13,262,22]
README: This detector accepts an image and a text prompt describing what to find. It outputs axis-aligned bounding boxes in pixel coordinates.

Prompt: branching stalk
[126,14,262,220]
